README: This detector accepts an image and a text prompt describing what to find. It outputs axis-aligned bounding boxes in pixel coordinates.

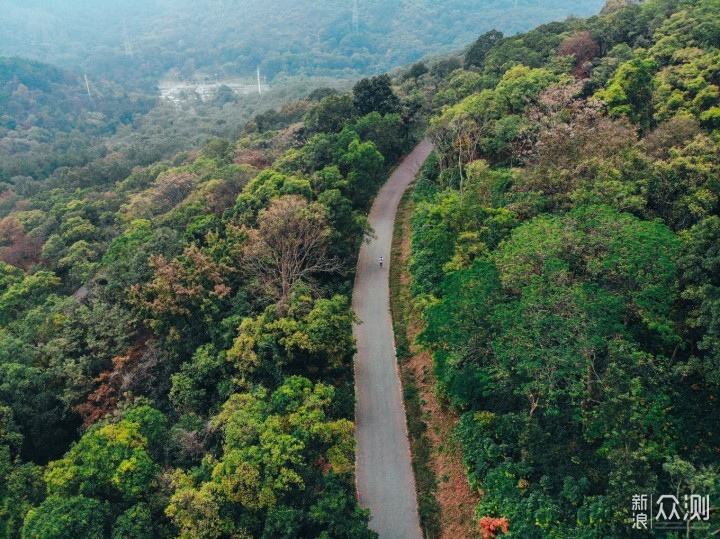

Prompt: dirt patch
[390,185,480,539]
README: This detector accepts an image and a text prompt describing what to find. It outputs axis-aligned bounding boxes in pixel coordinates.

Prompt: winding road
[354,139,433,539]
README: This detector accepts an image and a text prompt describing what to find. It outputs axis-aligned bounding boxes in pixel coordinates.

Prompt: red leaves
[478,516,509,539]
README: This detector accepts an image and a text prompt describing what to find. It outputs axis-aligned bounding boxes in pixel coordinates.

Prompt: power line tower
[257,66,263,95]
[123,22,134,59]
[352,0,359,33]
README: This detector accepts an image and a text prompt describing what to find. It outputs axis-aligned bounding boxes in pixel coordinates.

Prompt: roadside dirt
[391,187,481,539]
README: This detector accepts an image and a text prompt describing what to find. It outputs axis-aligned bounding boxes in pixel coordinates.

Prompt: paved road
[354,139,433,539]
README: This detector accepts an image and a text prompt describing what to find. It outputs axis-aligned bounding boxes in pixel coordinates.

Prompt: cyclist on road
[379,256,384,268]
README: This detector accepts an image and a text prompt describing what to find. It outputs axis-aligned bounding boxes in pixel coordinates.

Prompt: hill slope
[0,0,605,85]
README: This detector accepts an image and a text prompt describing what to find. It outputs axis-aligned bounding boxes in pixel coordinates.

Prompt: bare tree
[243,195,340,300]
[150,171,197,214]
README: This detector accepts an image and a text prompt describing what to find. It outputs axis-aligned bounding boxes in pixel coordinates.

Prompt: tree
[596,57,657,130]
[352,75,400,116]
[478,516,509,539]
[679,216,720,387]
[243,195,340,301]
[0,406,44,538]
[130,243,235,335]
[404,61,429,80]
[44,413,162,502]
[166,377,373,538]
[465,30,504,69]
[0,217,40,269]
[22,496,107,539]
[304,93,357,134]
[227,293,357,380]
[341,139,385,209]
[557,31,600,78]
[0,271,60,326]
[22,405,167,538]
[149,171,197,214]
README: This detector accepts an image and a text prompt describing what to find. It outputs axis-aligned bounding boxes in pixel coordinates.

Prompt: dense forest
[409,0,720,536]
[0,0,604,87]
[0,59,421,534]
[1,0,719,537]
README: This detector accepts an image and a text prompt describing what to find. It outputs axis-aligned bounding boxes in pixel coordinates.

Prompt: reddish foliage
[75,337,151,427]
[558,31,600,78]
[234,148,273,169]
[151,171,197,212]
[0,217,41,269]
[478,516,509,539]
[130,245,234,318]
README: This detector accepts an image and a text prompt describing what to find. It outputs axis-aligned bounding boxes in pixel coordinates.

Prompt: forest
[410,0,720,536]
[0,0,718,537]
[0,0,604,88]
[0,65,420,536]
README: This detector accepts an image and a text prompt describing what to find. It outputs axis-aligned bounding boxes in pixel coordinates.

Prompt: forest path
[353,139,433,539]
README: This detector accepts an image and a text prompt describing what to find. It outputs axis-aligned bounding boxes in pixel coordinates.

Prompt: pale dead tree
[243,195,340,301]
[513,79,591,164]
[150,171,197,214]
[428,105,488,194]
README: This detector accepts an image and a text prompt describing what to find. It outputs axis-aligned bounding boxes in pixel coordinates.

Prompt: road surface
[354,139,433,539]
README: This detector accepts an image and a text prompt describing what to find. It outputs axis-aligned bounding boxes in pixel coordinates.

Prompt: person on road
[379,256,384,268]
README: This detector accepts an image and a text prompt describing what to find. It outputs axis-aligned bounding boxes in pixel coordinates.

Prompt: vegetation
[0,61,422,536]
[410,0,720,536]
[1,0,604,88]
[3,0,720,536]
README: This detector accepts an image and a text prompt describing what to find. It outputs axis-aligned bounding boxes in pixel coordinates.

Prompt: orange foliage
[478,517,509,539]
[75,337,150,427]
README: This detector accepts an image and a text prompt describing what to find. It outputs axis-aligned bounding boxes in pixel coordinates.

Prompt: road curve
[354,139,433,539]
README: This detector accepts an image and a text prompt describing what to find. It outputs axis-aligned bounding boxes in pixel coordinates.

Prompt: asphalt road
[354,139,433,539]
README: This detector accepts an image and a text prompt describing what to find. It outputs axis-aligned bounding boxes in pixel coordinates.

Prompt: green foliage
[411,3,720,534]
[0,1,605,87]
[4,0,720,536]
[20,405,168,538]
[679,216,720,387]
[166,377,375,538]
[305,93,358,134]
[44,415,161,502]
[22,496,108,539]
[353,75,401,117]
[465,30,505,69]
[597,57,657,130]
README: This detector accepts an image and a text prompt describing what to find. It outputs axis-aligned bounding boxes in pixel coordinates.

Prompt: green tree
[353,74,400,117]
[465,29,504,69]
[22,496,107,539]
[167,377,374,538]
[597,57,657,130]
[304,93,357,134]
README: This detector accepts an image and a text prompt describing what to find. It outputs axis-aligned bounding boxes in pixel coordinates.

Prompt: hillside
[0,0,605,86]
[408,0,720,536]
[0,57,157,182]
[0,0,718,537]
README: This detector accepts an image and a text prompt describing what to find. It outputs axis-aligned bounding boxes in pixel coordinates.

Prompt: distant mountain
[0,0,605,86]
[0,57,155,180]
